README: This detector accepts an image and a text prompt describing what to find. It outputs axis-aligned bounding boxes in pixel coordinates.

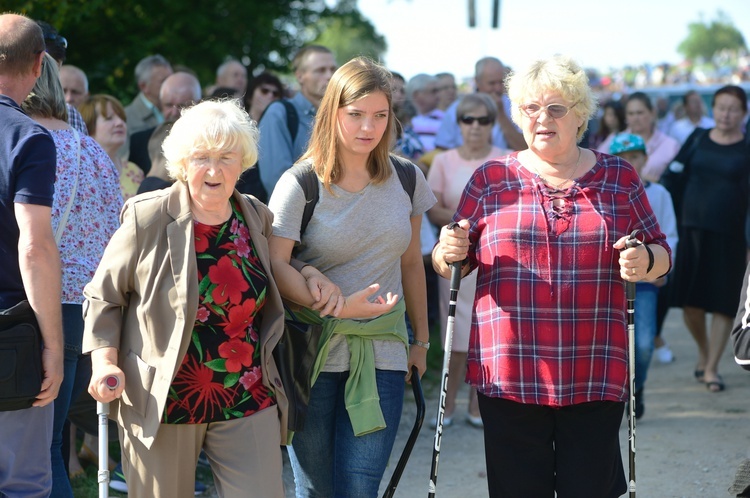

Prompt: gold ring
[631,268,637,275]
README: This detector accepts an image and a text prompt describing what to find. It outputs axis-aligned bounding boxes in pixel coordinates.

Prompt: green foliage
[311,0,387,65]
[678,10,747,62]
[1,0,330,103]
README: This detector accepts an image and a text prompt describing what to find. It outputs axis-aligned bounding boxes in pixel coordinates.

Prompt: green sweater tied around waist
[291,299,408,436]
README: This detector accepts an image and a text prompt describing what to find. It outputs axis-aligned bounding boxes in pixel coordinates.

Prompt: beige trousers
[120,406,284,498]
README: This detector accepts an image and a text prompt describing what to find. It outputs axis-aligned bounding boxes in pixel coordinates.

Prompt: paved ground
[229,306,749,498]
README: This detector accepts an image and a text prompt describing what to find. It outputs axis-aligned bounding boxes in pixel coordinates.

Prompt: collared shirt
[257,92,316,196]
[456,151,670,407]
[435,95,516,150]
[139,93,164,125]
[66,104,88,135]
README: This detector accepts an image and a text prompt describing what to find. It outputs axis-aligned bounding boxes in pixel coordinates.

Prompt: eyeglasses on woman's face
[520,101,579,119]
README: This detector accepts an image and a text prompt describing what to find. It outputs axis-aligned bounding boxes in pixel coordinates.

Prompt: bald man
[130,72,202,178]
[59,64,88,108]
[215,59,247,95]
[0,13,63,498]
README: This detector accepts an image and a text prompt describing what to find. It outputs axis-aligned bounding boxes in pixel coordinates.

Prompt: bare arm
[613,237,671,283]
[14,202,63,407]
[402,215,430,379]
[426,191,455,228]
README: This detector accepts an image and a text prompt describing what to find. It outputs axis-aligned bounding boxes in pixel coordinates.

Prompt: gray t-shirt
[269,159,437,372]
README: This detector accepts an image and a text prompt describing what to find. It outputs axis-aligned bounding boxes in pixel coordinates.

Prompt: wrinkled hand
[89,363,125,404]
[34,347,63,407]
[305,272,344,317]
[613,235,649,282]
[338,284,399,319]
[437,220,470,265]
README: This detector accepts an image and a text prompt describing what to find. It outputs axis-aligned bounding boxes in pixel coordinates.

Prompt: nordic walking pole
[382,365,425,498]
[429,221,463,498]
[98,375,120,498]
[624,230,641,498]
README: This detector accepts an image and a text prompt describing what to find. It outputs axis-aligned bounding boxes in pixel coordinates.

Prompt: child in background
[610,133,678,419]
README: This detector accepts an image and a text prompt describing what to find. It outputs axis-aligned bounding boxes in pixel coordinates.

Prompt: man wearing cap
[610,132,678,419]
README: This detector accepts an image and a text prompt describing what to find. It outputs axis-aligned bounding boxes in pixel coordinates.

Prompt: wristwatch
[412,339,430,350]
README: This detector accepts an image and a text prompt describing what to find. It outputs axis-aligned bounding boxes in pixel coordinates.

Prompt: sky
[355,0,750,81]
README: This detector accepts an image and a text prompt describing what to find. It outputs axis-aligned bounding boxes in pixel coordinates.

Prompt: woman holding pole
[432,54,671,497]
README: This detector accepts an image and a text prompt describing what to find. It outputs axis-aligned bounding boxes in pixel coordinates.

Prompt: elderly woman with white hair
[433,55,672,497]
[83,99,306,497]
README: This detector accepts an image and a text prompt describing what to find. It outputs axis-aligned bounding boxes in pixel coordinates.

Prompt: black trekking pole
[624,230,640,498]
[382,365,425,498]
[429,223,463,497]
[98,376,120,498]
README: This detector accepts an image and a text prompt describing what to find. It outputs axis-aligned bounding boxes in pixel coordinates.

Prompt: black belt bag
[0,300,43,411]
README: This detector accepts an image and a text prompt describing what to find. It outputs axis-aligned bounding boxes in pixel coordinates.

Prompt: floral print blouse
[164,199,275,424]
[49,129,122,304]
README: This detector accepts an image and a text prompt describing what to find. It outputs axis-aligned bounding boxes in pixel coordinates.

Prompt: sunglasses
[44,33,68,49]
[259,86,281,98]
[459,115,493,126]
[520,101,579,119]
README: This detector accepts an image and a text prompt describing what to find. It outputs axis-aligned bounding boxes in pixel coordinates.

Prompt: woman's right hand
[89,362,125,403]
[338,284,399,319]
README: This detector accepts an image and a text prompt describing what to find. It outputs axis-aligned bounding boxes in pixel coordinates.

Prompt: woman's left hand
[406,345,427,383]
[613,235,649,282]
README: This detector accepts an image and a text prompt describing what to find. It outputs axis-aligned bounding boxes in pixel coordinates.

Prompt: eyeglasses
[44,33,68,49]
[520,101,579,119]
[459,115,493,126]
[259,87,281,98]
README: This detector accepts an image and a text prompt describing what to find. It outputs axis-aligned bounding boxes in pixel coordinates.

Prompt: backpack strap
[390,154,417,204]
[279,100,299,144]
[287,163,319,239]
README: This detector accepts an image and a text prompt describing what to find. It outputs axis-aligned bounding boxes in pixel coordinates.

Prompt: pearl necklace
[532,147,582,190]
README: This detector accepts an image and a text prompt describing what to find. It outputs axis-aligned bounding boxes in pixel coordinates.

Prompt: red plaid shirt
[457,151,670,406]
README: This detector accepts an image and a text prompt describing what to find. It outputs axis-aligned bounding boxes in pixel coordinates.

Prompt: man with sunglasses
[257,45,337,196]
[435,57,526,151]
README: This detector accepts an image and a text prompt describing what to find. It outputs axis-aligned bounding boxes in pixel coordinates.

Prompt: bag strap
[279,100,299,144]
[55,128,81,244]
[390,154,417,204]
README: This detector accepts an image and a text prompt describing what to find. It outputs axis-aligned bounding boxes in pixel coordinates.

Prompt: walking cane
[429,222,463,497]
[98,376,120,498]
[625,230,641,498]
[382,365,425,498]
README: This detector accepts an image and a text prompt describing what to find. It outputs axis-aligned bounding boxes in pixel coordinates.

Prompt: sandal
[705,375,725,393]
[694,369,705,383]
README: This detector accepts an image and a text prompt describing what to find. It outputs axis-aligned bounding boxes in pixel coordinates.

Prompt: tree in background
[4,0,384,103]
[678,10,747,63]
[310,0,387,65]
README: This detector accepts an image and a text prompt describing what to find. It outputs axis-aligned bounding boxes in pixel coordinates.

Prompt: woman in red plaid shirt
[432,55,672,498]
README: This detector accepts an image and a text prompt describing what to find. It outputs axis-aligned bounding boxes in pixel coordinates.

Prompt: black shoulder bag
[0,301,43,411]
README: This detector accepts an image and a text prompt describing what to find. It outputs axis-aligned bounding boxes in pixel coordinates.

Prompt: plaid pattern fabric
[457,151,670,406]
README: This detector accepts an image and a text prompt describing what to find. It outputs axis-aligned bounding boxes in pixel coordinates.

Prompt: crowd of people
[1,11,749,498]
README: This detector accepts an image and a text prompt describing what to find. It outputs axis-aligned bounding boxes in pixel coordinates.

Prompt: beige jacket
[82,181,288,449]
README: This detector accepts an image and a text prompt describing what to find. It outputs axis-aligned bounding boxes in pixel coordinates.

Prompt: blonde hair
[299,56,394,193]
[162,99,259,182]
[21,53,68,121]
[79,94,126,136]
[506,54,597,141]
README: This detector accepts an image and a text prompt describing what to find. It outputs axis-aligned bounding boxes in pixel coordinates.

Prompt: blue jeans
[288,370,405,498]
[634,283,658,392]
[50,304,88,498]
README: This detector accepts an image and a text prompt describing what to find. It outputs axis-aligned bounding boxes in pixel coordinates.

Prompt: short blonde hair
[506,54,597,141]
[162,99,259,182]
[299,56,394,193]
